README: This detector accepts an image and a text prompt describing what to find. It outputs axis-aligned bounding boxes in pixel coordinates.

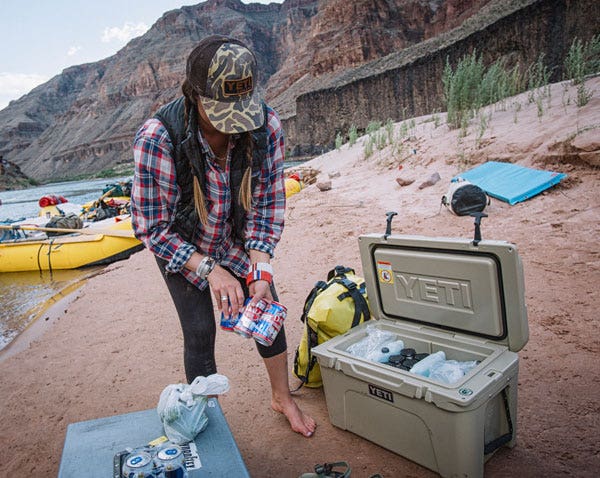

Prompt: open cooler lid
[358,233,528,352]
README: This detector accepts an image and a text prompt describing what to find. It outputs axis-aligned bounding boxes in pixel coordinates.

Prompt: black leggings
[155,257,287,383]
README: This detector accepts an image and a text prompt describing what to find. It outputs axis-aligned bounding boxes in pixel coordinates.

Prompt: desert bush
[443,51,486,129]
[443,51,553,129]
[564,35,599,107]
[348,124,358,147]
[385,119,394,144]
[564,35,600,84]
[335,131,343,150]
[366,121,382,135]
[363,135,374,158]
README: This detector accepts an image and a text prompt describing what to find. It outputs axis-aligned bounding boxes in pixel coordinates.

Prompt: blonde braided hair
[181,80,253,227]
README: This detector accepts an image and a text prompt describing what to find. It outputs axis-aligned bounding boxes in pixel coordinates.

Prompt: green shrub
[363,136,374,158]
[564,35,599,107]
[348,124,358,147]
[564,35,600,84]
[443,51,552,129]
[399,121,408,139]
[366,121,382,135]
[527,53,551,91]
[385,119,394,144]
[443,52,486,129]
[576,83,593,107]
[335,131,343,150]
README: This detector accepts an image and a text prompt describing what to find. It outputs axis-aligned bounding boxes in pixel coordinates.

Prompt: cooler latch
[384,211,398,240]
[470,212,488,246]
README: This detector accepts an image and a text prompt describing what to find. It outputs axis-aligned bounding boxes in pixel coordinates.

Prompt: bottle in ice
[409,350,446,377]
[367,339,405,363]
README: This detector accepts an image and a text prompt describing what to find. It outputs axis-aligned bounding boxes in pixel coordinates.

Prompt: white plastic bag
[157,374,229,444]
[346,324,396,359]
[365,339,405,363]
[429,359,479,384]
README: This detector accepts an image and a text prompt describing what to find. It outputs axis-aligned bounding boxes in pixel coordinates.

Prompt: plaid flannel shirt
[131,105,286,289]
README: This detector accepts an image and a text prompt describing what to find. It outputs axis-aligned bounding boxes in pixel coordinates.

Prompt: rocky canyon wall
[283,0,600,156]
[0,0,597,184]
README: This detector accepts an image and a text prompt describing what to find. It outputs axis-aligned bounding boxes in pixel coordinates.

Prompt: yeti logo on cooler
[368,383,394,403]
[396,273,473,310]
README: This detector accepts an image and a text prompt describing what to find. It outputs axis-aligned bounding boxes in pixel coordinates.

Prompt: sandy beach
[1,78,599,477]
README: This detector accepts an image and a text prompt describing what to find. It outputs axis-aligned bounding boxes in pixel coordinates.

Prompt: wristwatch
[196,256,216,280]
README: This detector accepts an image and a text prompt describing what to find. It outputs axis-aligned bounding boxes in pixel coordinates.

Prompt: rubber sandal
[298,461,351,478]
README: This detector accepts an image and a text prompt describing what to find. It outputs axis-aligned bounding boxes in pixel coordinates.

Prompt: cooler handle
[483,387,514,455]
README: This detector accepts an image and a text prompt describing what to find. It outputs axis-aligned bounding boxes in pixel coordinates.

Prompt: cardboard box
[312,233,528,478]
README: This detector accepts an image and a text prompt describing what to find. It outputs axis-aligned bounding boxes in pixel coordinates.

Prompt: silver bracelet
[195,256,216,280]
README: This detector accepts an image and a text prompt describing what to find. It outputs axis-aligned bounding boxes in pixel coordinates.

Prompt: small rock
[328,171,341,179]
[316,180,332,191]
[396,177,415,187]
[418,172,441,189]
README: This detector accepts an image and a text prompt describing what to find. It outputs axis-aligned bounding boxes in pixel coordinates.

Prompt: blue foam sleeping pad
[454,161,567,205]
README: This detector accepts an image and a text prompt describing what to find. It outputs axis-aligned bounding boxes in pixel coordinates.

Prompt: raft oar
[0,224,137,238]
[92,187,116,208]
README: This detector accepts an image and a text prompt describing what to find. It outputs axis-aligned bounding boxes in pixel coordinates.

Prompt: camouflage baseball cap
[186,35,264,134]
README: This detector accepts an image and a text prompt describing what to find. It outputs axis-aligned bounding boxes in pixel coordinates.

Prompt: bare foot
[271,395,316,437]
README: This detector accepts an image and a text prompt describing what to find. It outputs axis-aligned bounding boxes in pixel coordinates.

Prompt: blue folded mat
[454,161,567,205]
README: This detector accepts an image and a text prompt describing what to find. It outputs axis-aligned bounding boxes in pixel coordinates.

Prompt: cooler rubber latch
[384,211,398,239]
[470,211,488,246]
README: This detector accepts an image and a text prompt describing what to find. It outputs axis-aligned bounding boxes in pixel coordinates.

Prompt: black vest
[154,97,268,244]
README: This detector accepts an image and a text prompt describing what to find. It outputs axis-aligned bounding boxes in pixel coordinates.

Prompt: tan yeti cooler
[312,232,529,477]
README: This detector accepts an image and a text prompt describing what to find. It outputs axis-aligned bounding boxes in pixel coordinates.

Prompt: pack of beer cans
[116,440,201,478]
[221,298,287,346]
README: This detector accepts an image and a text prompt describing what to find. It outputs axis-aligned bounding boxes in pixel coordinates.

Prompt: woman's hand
[249,279,273,305]
[207,265,245,316]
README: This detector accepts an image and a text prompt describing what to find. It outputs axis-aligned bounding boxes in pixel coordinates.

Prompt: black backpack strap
[300,280,328,323]
[293,319,319,392]
[293,279,329,391]
[327,265,355,281]
[484,388,514,455]
[333,277,371,328]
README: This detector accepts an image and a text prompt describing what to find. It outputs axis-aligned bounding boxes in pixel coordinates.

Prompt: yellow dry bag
[293,266,371,388]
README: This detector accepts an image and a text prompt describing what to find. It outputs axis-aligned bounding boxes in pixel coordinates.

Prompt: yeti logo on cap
[223,76,253,97]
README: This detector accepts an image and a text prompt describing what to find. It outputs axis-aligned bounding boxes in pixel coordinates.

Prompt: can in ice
[123,451,156,477]
[156,445,188,478]
[234,298,267,338]
[252,301,287,347]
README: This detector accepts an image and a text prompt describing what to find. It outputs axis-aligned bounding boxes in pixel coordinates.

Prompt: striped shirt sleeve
[130,118,196,272]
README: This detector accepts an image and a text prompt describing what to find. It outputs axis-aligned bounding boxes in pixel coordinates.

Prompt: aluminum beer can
[123,451,155,478]
[252,301,287,347]
[234,298,266,338]
[220,306,241,331]
[156,445,187,478]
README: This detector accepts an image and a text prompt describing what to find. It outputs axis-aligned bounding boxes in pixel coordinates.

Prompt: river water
[0,177,131,352]
[0,163,306,353]
[0,177,130,222]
